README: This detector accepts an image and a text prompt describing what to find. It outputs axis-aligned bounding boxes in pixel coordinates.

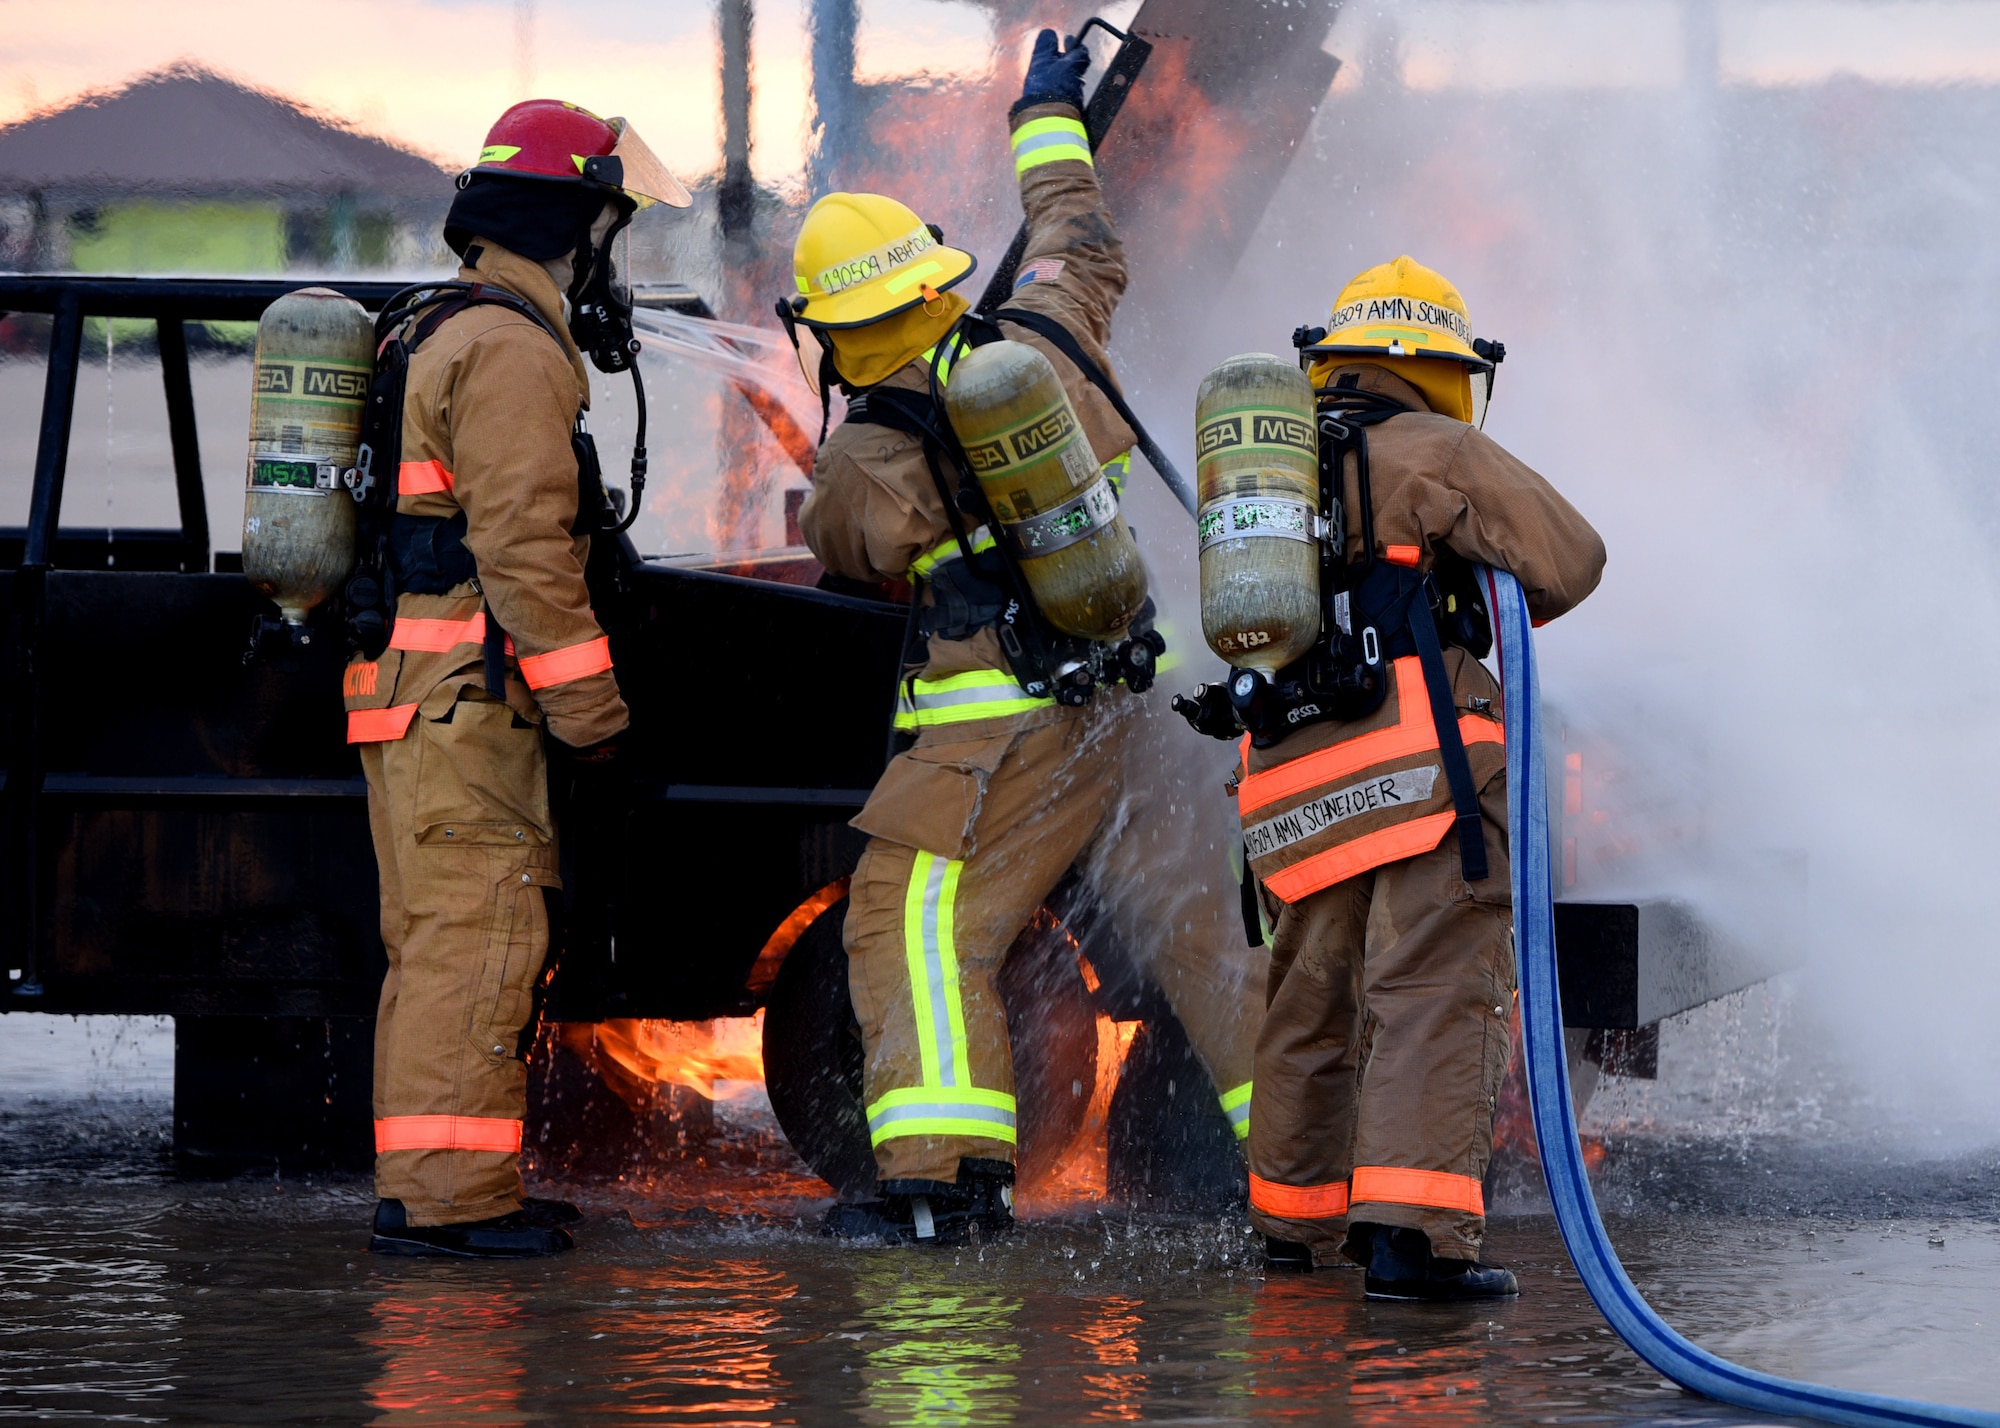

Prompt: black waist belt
[919,548,1011,641]
[389,511,476,594]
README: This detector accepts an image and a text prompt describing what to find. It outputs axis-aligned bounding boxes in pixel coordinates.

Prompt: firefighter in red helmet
[345,100,688,1258]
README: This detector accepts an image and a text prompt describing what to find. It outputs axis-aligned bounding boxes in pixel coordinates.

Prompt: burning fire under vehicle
[0,0,1791,1213]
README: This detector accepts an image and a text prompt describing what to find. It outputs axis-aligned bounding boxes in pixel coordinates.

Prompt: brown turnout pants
[362,679,561,1226]
[1247,769,1513,1263]
[845,694,1263,1184]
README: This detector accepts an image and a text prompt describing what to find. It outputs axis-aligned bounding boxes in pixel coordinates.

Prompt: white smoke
[1118,0,2000,1149]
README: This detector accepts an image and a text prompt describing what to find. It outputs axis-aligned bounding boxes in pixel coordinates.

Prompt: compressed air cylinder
[942,340,1148,641]
[240,288,372,625]
[1194,354,1321,675]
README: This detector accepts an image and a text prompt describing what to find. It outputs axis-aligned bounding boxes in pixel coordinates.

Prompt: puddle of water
[3,1091,1997,1428]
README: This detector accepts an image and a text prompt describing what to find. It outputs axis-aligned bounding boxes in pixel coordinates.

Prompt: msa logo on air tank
[1010,405,1078,461]
[965,438,1009,474]
[304,366,369,400]
[255,364,369,401]
[1197,411,1316,458]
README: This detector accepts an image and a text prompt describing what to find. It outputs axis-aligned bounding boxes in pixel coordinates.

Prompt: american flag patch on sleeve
[1014,258,1066,288]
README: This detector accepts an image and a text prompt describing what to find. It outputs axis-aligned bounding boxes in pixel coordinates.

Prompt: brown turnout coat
[342,241,629,751]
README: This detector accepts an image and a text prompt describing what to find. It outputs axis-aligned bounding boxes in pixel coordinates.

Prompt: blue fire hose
[1485,566,2000,1428]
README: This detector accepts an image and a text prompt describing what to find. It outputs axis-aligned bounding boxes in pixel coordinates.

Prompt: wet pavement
[4,1090,1998,1426]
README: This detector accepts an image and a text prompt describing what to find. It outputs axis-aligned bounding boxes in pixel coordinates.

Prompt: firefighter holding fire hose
[778,28,1265,1243]
[1175,257,1604,1297]
[341,100,690,1258]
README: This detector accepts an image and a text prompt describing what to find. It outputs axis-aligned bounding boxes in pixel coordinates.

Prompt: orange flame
[579,1014,767,1110]
[1017,952,1142,1213]
[743,877,848,999]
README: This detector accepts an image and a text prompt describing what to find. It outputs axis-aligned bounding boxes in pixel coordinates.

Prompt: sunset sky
[6,0,2000,189]
[0,0,1003,180]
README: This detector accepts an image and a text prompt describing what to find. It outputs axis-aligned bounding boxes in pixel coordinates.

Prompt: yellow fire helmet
[1300,255,1500,424]
[786,192,977,330]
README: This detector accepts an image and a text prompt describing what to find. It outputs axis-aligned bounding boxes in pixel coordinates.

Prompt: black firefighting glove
[552,735,624,816]
[563,738,619,766]
[1015,28,1091,113]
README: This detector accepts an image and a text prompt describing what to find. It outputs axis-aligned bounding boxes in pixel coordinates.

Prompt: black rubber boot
[370,1198,575,1258]
[1361,1224,1517,1301]
[1263,1235,1316,1271]
[823,1159,1015,1246]
[522,1197,582,1228]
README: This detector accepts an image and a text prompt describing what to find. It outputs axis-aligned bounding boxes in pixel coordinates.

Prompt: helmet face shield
[605,118,691,209]
[1470,368,1489,429]
[775,298,831,396]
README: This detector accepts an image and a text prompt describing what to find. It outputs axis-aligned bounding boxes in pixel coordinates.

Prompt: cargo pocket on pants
[850,731,1014,860]
[468,851,562,1065]
[412,681,552,848]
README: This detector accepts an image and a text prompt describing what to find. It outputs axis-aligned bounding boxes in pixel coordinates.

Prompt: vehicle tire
[761,898,1101,1200]
[760,897,878,1198]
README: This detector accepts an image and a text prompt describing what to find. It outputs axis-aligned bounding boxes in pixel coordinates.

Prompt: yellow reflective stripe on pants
[893,669,1052,730]
[906,524,995,582]
[903,850,970,1087]
[874,851,1018,1148]
[1221,1080,1253,1141]
[1013,115,1092,173]
[866,1086,1017,1146]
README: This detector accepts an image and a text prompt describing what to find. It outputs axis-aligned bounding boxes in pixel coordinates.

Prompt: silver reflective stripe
[1002,476,1118,557]
[902,680,1038,713]
[1197,497,1317,555]
[1012,129,1089,160]
[919,854,958,1087]
[1224,1100,1250,1132]
[1242,765,1442,859]
[866,1099,1018,1135]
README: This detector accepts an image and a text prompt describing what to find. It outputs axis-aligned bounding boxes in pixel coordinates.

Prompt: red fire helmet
[469,99,691,209]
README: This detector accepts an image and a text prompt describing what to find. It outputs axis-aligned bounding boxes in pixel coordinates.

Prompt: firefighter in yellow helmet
[780,28,1265,1244]
[1178,255,1605,1297]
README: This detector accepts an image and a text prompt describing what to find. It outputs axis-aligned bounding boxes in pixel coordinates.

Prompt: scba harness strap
[845,311,1161,709]
[348,282,618,696]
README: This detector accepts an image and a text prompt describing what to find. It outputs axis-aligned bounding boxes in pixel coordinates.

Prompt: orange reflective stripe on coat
[389,614,518,655]
[346,704,419,744]
[374,1115,523,1154]
[1249,1173,1350,1220]
[1261,810,1459,904]
[390,613,485,652]
[1237,657,1502,818]
[399,459,454,495]
[1349,1165,1485,1216]
[517,635,612,690]
[1384,544,1423,567]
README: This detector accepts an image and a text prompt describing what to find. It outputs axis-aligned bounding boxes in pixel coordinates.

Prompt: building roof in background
[0,63,451,199]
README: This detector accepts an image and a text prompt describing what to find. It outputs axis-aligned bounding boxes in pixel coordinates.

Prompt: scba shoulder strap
[846,379,1073,702]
